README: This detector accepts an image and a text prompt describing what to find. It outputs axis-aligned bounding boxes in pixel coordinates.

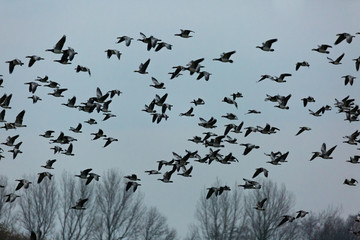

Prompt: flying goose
[25,55,44,67]
[0,93,12,109]
[71,198,88,210]
[275,94,291,109]
[343,178,358,186]
[296,210,309,218]
[134,58,150,74]
[75,65,91,76]
[155,42,172,51]
[24,82,41,94]
[179,107,194,117]
[0,109,5,122]
[308,106,326,117]
[185,58,204,75]
[150,77,165,89]
[86,173,100,185]
[301,96,315,107]
[277,215,295,227]
[256,38,278,51]
[145,170,161,175]
[13,110,26,128]
[198,117,217,128]
[124,174,141,181]
[54,53,71,64]
[177,166,193,177]
[206,187,218,199]
[39,130,55,138]
[231,92,243,100]
[37,172,53,184]
[4,193,20,203]
[15,179,32,191]
[84,118,97,125]
[197,71,211,81]
[50,145,63,154]
[137,33,161,51]
[44,80,60,88]
[2,135,19,146]
[224,135,237,144]
[258,74,273,82]
[75,168,92,179]
[353,56,360,71]
[175,29,194,38]
[213,51,236,63]
[222,97,238,108]
[48,88,67,97]
[342,75,356,86]
[28,95,42,104]
[103,137,118,147]
[157,166,176,183]
[191,98,205,106]
[35,75,49,83]
[103,113,116,121]
[310,143,337,161]
[254,198,267,211]
[45,35,66,53]
[327,53,345,65]
[240,143,260,155]
[5,59,24,74]
[244,126,258,137]
[169,65,184,79]
[62,143,74,156]
[142,100,156,113]
[246,109,261,114]
[188,136,203,144]
[238,178,261,189]
[221,113,238,120]
[252,167,269,178]
[62,96,77,108]
[116,36,133,46]
[156,159,174,171]
[295,126,311,136]
[126,181,141,192]
[62,47,78,61]
[271,73,292,83]
[41,159,56,169]
[312,44,332,54]
[295,61,310,71]
[69,123,82,133]
[105,49,121,60]
[334,32,355,45]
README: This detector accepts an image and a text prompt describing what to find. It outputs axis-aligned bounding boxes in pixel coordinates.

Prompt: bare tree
[18,174,58,240]
[57,171,97,240]
[139,206,177,240]
[93,169,145,240]
[243,179,297,240]
[193,180,249,240]
[0,175,18,231]
[184,224,201,240]
[299,207,357,240]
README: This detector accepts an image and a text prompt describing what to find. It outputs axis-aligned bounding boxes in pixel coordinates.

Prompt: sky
[0,0,360,237]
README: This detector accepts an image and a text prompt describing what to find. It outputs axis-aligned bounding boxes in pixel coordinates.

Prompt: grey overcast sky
[1,0,360,237]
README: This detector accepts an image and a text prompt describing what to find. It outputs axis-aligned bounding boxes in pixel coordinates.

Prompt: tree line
[0,172,358,240]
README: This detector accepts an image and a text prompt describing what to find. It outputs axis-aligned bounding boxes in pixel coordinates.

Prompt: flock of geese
[1,28,360,238]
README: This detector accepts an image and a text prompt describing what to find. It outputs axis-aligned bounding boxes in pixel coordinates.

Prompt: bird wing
[54,35,66,51]
[265,38,278,47]
[325,145,337,156]
[335,53,345,62]
[15,110,25,125]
